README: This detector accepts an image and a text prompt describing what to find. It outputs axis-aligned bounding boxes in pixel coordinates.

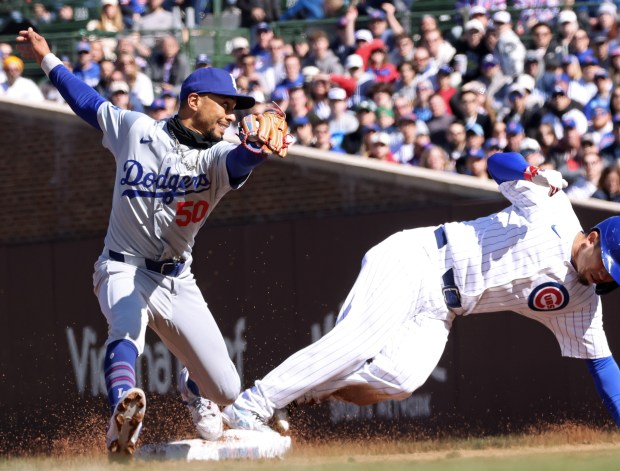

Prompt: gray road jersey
[97,102,245,262]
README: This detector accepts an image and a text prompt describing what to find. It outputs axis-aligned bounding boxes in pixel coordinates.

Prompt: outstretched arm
[487,152,568,196]
[16,28,105,130]
[586,356,620,426]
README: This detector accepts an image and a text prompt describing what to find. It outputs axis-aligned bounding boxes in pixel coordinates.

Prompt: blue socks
[104,339,138,412]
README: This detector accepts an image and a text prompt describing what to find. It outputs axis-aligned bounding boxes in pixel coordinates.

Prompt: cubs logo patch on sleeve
[528,282,569,311]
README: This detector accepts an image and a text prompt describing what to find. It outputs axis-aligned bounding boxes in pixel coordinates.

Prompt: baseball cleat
[178,367,223,441]
[106,387,146,457]
[272,408,290,434]
[221,403,276,433]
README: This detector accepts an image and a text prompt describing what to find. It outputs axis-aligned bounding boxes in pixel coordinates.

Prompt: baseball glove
[240,105,292,158]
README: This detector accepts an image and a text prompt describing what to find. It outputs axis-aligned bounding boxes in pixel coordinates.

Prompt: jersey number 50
[175,200,209,226]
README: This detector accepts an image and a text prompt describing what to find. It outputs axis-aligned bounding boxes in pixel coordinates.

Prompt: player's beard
[204,128,223,142]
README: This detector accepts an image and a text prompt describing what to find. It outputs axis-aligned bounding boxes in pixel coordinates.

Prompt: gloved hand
[524,165,568,196]
[239,107,292,158]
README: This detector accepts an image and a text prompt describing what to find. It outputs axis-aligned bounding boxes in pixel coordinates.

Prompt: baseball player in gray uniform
[17,28,289,456]
[223,151,620,433]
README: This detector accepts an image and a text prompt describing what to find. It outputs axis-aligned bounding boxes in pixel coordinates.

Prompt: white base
[136,429,292,461]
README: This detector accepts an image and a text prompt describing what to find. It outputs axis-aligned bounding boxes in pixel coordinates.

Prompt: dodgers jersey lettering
[98,103,242,262]
[443,180,608,359]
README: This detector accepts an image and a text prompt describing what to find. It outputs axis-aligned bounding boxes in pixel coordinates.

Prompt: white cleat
[272,408,290,434]
[106,387,146,457]
[178,367,223,441]
[222,403,277,433]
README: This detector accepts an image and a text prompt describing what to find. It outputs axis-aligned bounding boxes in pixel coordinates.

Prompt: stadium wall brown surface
[1,99,620,447]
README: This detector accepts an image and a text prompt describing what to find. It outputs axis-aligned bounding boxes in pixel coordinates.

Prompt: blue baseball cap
[595,216,620,285]
[465,123,484,136]
[179,68,255,109]
[291,116,310,128]
[271,87,289,102]
[149,98,166,110]
[195,53,212,66]
[506,121,524,134]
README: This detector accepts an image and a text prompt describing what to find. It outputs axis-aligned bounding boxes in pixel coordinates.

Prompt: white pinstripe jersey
[443,180,610,359]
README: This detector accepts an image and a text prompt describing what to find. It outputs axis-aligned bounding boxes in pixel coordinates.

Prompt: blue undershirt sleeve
[225,145,266,184]
[586,356,620,426]
[48,64,105,130]
[487,152,529,185]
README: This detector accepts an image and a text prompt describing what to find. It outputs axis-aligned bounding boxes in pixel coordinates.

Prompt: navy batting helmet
[594,216,620,294]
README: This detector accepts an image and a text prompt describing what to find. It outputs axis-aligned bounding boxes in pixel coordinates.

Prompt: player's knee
[210,378,241,405]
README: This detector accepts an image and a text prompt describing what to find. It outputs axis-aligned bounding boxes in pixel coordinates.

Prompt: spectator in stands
[565,151,606,200]
[292,34,310,61]
[580,57,602,104]
[593,2,618,38]
[33,3,55,25]
[41,55,73,103]
[303,30,344,75]
[116,34,148,70]
[147,97,169,119]
[427,93,454,148]
[592,165,620,202]
[108,79,144,112]
[392,95,414,121]
[237,54,268,98]
[135,0,183,52]
[454,19,490,83]
[519,137,544,167]
[412,124,432,164]
[366,5,404,51]
[492,11,526,79]
[117,52,154,106]
[160,88,178,116]
[547,116,586,184]
[536,121,559,160]
[611,87,620,117]
[391,113,417,164]
[0,55,44,102]
[119,0,145,29]
[591,33,611,70]
[462,148,490,179]
[56,4,75,22]
[584,70,612,120]
[478,53,511,112]
[413,79,434,122]
[236,0,280,28]
[454,85,492,137]
[464,122,485,155]
[504,121,525,153]
[366,44,399,84]
[223,37,250,79]
[419,145,453,172]
[531,82,587,141]
[257,36,285,96]
[411,46,437,90]
[491,120,508,149]
[73,41,101,88]
[194,53,211,70]
[87,0,125,59]
[95,58,117,97]
[389,32,415,66]
[308,74,333,121]
[444,121,468,166]
[375,105,399,143]
[329,54,375,109]
[290,116,314,146]
[311,119,344,152]
[571,29,595,65]
[589,104,613,147]
[392,60,416,102]
[557,10,580,54]
[421,27,455,69]
[250,22,274,68]
[600,115,620,166]
[285,85,310,123]
[498,83,540,133]
[367,132,396,162]
[279,0,323,21]
[146,34,190,96]
[276,53,304,91]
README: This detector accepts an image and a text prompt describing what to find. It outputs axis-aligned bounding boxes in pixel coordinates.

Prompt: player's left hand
[524,166,568,197]
[15,27,50,65]
[240,106,292,158]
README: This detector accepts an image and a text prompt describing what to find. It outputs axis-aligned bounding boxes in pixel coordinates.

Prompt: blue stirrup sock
[104,339,139,412]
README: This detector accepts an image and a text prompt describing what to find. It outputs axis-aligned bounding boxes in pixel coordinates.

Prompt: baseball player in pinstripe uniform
[223,151,620,433]
[17,29,289,456]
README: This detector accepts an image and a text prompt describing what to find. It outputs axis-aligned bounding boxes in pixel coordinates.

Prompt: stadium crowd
[2,0,620,202]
